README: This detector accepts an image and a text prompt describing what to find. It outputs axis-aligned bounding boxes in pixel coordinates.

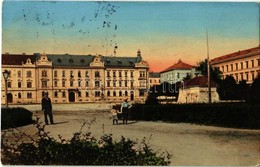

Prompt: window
[139,90,145,96]
[95,81,100,87]
[139,71,145,77]
[107,91,110,97]
[95,91,100,97]
[42,81,47,88]
[107,71,110,77]
[62,91,66,98]
[107,80,110,87]
[113,91,116,96]
[258,58,260,66]
[18,82,22,88]
[226,65,228,72]
[7,82,12,88]
[78,80,81,87]
[85,91,89,97]
[27,71,32,78]
[18,92,22,98]
[251,72,255,81]
[18,71,21,78]
[240,73,244,80]
[245,73,249,81]
[125,71,128,77]
[131,71,134,77]
[235,63,238,70]
[70,81,73,87]
[251,60,254,68]
[221,66,224,72]
[62,71,66,77]
[125,80,128,87]
[125,91,128,96]
[230,64,233,71]
[246,61,249,68]
[78,91,81,97]
[119,71,122,77]
[54,91,58,98]
[78,71,81,77]
[119,80,122,87]
[62,80,66,87]
[119,91,122,96]
[54,70,57,77]
[42,70,47,77]
[27,92,32,98]
[70,71,74,78]
[113,71,116,77]
[54,81,58,87]
[85,81,89,87]
[113,80,116,87]
[240,62,243,69]
[131,81,134,87]
[27,81,32,88]
[95,71,100,78]
[177,73,180,78]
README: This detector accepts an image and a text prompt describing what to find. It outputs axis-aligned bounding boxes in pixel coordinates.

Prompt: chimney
[137,49,141,57]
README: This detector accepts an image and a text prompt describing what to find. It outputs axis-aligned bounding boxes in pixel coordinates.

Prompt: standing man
[121,98,132,124]
[42,92,54,125]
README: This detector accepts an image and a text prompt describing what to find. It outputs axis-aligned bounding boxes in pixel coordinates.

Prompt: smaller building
[177,76,219,103]
[160,59,196,84]
[149,72,161,87]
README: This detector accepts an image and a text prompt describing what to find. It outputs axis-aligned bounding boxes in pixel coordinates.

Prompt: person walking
[111,105,121,125]
[120,98,132,124]
[41,92,54,125]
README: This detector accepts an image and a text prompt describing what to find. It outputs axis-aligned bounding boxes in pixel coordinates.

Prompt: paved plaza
[3,103,260,166]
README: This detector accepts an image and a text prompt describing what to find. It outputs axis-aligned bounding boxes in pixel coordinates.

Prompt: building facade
[211,46,260,84]
[160,59,196,84]
[1,50,149,105]
[148,72,161,87]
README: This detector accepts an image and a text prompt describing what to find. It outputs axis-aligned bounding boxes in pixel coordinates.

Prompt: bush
[1,107,33,130]
[131,103,260,129]
[1,120,171,165]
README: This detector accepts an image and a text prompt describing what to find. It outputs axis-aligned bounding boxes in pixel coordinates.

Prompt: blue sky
[2,1,259,71]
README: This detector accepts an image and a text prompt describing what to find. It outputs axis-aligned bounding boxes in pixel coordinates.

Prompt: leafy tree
[247,76,260,103]
[196,59,222,83]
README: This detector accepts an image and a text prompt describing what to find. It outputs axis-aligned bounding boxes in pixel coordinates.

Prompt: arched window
[26,71,32,78]
[18,92,22,98]
[125,91,128,97]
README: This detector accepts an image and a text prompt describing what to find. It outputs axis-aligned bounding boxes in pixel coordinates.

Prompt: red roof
[2,54,36,65]
[161,59,194,73]
[184,76,217,88]
[211,46,260,65]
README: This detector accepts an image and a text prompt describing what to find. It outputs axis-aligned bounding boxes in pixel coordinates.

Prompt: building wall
[160,68,196,84]
[177,87,219,103]
[149,77,161,87]
[211,51,260,84]
[1,53,149,105]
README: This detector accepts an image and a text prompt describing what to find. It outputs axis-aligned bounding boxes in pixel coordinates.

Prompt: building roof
[210,46,260,65]
[161,59,194,73]
[184,75,217,88]
[2,53,143,68]
[149,72,160,78]
[2,54,36,65]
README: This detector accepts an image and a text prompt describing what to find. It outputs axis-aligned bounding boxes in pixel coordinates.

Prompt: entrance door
[130,91,134,101]
[69,92,75,102]
[7,93,13,103]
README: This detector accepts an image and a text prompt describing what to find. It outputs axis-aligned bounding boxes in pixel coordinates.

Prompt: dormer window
[117,60,122,64]
[129,60,133,64]
[26,58,31,64]
[57,58,62,63]
[106,59,111,63]
[80,59,85,63]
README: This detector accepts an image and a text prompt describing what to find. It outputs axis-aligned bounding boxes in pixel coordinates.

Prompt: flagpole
[206,30,212,103]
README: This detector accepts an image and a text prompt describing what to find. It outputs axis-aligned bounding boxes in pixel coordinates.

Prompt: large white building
[211,46,260,84]
[1,50,150,105]
[160,59,196,84]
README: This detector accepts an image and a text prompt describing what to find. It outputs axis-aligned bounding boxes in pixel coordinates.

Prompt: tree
[196,59,222,83]
[247,76,260,103]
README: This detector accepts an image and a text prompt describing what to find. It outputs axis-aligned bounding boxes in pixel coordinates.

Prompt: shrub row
[1,123,171,165]
[1,107,34,130]
[130,103,260,129]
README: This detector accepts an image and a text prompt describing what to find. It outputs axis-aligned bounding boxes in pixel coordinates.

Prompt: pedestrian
[41,92,54,125]
[111,105,121,125]
[120,98,132,124]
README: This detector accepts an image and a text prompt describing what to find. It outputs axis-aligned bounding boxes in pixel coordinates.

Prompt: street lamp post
[3,70,10,108]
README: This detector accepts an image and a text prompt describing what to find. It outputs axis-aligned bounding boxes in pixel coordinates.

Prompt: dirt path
[3,110,260,166]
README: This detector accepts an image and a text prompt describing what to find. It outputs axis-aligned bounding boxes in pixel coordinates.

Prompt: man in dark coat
[41,92,54,125]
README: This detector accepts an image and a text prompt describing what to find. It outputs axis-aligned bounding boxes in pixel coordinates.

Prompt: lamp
[2,70,10,108]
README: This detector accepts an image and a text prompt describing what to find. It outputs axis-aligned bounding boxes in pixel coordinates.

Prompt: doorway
[69,91,75,102]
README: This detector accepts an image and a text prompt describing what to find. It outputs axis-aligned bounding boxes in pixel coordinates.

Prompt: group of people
[41,91,132,126]
[111,98,132,125]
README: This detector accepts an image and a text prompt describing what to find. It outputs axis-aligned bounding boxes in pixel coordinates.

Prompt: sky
[2,1,259,72]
